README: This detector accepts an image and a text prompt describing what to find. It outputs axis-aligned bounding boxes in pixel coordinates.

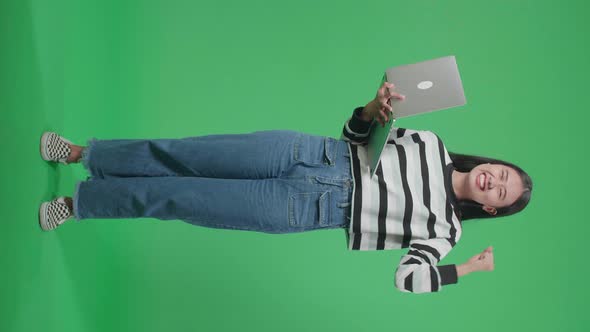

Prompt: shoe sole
[38,201,51,231]
[40,131,73,164]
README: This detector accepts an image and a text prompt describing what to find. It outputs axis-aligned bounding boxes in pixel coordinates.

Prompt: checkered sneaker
[39,197,73,231]
[40,131,73,165]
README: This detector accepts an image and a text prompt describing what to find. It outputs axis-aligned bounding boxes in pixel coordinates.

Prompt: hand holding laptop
[365,82,406,127]
[366,55,467,178]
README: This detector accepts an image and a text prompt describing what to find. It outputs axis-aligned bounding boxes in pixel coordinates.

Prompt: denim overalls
[73,130,354,234]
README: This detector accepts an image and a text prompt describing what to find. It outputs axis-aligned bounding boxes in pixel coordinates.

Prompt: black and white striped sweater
[340,106,463,294]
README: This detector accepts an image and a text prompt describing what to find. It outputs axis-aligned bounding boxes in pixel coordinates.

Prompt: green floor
[2,0,589,331]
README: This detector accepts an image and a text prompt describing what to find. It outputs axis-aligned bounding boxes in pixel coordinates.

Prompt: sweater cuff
[437,264,458,285]
[349,106,372,133]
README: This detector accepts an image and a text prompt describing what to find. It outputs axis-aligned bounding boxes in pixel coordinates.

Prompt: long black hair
[448,152,533,221]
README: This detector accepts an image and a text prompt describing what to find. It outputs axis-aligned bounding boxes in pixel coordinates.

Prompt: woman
[38,82,533,294]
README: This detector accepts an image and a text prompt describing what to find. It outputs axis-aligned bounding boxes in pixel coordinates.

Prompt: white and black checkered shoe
[39,196,73,231]
[40,131,74,165]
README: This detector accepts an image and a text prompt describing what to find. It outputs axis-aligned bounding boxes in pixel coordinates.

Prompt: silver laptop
[367,55,467,177]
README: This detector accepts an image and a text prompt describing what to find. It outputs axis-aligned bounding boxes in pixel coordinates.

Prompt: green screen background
[2,0,587,331]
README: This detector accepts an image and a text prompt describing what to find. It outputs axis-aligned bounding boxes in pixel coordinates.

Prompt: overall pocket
[288,190,331,227]
[293,134,336,167]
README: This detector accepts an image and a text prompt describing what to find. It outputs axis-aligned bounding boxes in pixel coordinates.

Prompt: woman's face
[468,163,524,214]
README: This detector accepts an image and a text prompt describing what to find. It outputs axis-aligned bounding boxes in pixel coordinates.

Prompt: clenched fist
[466,246,495,272]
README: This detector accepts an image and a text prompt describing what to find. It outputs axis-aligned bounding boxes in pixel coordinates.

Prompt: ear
[482,205,497,215]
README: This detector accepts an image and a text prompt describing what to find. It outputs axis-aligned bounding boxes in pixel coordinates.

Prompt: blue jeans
[73,130,354,234]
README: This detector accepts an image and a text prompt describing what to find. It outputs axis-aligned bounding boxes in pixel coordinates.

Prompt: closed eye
[502,170,507,200]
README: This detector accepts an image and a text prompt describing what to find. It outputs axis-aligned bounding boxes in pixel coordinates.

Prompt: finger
[381,100,392,112]
[380,109,388,123]
[390,91,405,100]
[383,85,393,96]
[384,82,395,89]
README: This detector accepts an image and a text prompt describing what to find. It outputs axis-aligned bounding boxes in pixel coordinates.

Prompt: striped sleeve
[340,106,373,145]
[388,127,420,142]
[394,237,458,294]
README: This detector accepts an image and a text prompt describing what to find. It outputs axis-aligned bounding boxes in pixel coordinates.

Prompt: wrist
[361,100,377,122]
[457,262,476,277]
